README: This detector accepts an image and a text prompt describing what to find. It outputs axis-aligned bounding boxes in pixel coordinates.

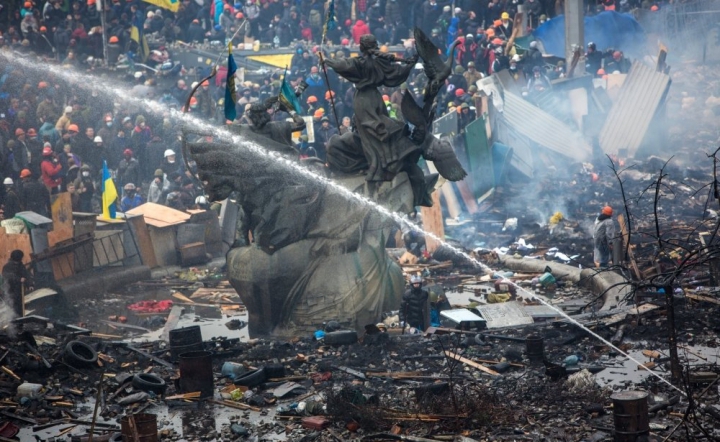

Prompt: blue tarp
[532,11,647,58]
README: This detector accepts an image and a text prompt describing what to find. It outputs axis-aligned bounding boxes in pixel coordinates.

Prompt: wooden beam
[443,351,500,376]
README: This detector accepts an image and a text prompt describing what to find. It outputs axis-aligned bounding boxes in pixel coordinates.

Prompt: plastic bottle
[17,383,43,399]
[564,355,579,366]
[221,361,246,380]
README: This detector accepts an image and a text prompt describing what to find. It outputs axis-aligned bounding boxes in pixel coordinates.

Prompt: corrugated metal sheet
[599,60,671,156]
[502,91,592,161]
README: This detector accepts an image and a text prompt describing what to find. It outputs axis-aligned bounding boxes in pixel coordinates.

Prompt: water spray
[6,53,687,395]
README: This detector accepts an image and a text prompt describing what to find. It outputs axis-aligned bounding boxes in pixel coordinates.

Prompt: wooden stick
[1,366,21,381]
[211,399,261,412]
[88,373,105,442]
[165,392,202,400]
[127,414,140,442]
[443,351,500,376]
[57,425,77,438]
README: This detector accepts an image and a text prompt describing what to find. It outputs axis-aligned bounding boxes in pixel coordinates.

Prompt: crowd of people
[0,0,651,220]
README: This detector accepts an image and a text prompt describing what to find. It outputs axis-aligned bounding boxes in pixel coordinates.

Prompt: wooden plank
[126,215,157,268]
[455,180,479,214]
[50,193,73,241]
[126,202,191,228]
[148,226,177,266]
[686,293,720,306]
[47,229,75,280]
[420,190,444,254]
[444,351,500,376]
[0,227,33,267]
[617,214,641,280]
[426,161,461,219]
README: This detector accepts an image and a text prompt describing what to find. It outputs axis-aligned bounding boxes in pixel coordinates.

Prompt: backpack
[309,9,322,28]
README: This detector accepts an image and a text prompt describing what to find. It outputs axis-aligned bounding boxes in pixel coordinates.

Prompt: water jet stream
[7,53,686,395]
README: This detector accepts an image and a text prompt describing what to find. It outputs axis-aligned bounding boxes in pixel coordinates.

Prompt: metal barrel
[611,391,649,441]
[178,350,214,399]
[120,413,158,442]
[169,326,203,362]
[525,335,544,362]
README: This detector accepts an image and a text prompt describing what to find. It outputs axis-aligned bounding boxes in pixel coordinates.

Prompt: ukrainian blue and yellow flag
[225,42,238,122]
[102,161,118,219]
[130,13,149,62]
[142,0,179,12]
[279,67,302,114]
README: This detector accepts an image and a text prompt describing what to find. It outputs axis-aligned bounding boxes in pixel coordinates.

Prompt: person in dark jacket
[19,168,51,217]
[400,274,429,331]
[2,178,21,220]
[2,249,33,318]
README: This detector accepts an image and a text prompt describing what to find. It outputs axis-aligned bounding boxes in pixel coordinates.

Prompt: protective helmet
[3,178,13,185]
[164,149,175,158]
[124,183,136,191]
[410,274,422,285]
[68,124,79,133]
[382,94,390,102]
[109,36,119,43]
[195,195,208,205]
[501,12,510,19]
[38,81,48,89]
[324,90,335,99]
[20,169,32,178]
[236,12,243,18]
[533,66,541,72]
[588,42,596,51]
[529,40,538,49]
[94,136,103,143]
[492,38,503,45]
[597,68,606,75]
[307,95,317,103]
[154,169,164,178]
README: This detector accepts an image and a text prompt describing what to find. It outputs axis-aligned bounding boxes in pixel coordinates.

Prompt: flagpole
[319,2,341,130]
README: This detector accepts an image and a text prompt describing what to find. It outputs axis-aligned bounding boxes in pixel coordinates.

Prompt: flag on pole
[325,0,337,33]
[224,42,238,122]
[101,160,118,219]
[142,0,179,12]
[130,13,149,62]
[278,67,302,114]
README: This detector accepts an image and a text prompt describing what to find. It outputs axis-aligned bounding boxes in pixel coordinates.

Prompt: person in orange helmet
[593,206,616,268]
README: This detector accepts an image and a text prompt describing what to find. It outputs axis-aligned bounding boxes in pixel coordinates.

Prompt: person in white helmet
[400,274,429,331]
[161,149,180,177]
[2,177,20,220]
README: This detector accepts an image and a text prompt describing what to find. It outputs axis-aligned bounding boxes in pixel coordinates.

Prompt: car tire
[132,373,167,394]
[264,363,285,379]
[234,367,266,388]
[324,330,358,346]
[63,341,98,368]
